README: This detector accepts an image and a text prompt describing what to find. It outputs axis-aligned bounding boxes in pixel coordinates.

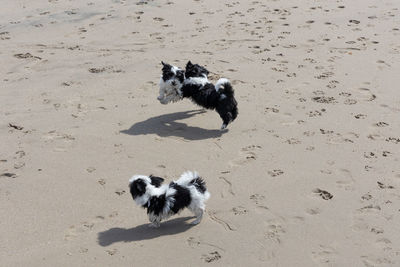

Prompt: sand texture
[1,0,400,266]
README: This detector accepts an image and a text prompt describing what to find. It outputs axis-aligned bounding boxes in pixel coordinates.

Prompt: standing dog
[129,171,210,227]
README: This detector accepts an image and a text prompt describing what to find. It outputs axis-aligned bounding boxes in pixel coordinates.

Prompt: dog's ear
[186,61,193,68]
[149,175,164,187]
[161,61,166,66]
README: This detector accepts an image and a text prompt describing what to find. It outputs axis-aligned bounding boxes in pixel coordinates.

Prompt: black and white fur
[158,61,185,104]
[129,171,210,227]
[157,61,238,129]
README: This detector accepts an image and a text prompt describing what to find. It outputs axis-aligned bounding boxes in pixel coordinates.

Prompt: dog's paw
[221,124,227,130]
[148,222,160,228]
[190,219,201,225]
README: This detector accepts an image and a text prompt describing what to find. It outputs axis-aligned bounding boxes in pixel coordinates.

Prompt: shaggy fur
[158,61,185,104]
[157,61,238,129]
[129,171,210,227]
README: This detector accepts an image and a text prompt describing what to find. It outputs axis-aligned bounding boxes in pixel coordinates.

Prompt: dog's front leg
[148,214,161,228]
[191,208,204,225]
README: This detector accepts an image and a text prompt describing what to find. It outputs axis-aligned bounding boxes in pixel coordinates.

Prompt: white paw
[221,124,227,130]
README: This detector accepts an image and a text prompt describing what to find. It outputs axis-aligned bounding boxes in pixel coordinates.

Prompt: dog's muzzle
[157,96,168,105]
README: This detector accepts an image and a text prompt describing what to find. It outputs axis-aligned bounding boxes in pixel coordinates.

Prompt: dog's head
[129,175,150,200]
[129,175,165,205]
[185,61,209,78]
[158,61,185,104]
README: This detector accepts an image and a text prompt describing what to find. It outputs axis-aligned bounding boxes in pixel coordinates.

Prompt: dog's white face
[158,62,185,104]
[158,77,183,104]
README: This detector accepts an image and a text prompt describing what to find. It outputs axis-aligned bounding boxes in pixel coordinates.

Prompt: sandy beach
[1,0,400,266]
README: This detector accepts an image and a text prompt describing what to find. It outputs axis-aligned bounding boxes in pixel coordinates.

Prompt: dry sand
[1,0,400,266]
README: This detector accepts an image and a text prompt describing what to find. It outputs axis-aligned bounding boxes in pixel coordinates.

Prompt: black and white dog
[158,61,238,129]
[129,171,210,227]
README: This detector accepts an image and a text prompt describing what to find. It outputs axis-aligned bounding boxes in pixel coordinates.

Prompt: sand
[1,0,400,266]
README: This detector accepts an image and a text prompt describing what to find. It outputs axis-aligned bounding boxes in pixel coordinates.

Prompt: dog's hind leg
[191,208,204,225]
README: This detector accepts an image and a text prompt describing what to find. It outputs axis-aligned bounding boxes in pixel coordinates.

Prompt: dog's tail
[176,171,210,199]
[215,78,238,126]
[215,78,234,98]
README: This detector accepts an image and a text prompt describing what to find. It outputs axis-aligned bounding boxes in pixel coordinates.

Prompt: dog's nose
[171,81,176,86]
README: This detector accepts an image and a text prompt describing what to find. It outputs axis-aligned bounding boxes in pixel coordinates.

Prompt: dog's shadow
[120,110,226,141]
[97,217,196,246]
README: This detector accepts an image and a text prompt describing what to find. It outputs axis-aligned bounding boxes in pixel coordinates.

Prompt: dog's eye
[162,71,174,81]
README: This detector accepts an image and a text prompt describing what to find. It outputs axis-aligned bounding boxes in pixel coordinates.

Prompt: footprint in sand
[14,53,42,60]
[268,169,284,177]
[115,189,126,195]
[201,251,222,263]
[344,99,357,105]
[264,106,280,114]
[323,130,359,144]
[313,188,333,200]
[250,194,265,205]
[64,214,112,241]
[374,122,389,127]
[0,173,17,178]
[285,138,301,145]
[363,152,377,159]
[335,169,355,191]
[187,237,225,251]
[264,220,286,244]
[361,255,394,267]
[352,210,393,263]
[42,131,75,152]
[306,207,321,215]
[377,181,394,189]
[8,123,24,131]
[385,137,400,144]
[327,80,339,88]
[106,248,118,256]
[307,109,326,117]
[14,162,25,169]
[311,245,338,265]
[231,206,248,215]
[0,31,10,40]
[88,66,123,74]
[356,204,381,214]
[229,145,261,167]
[249,194,272,212]
[351,87,376,102]
[354,113,367,119]
[311,96,337,104]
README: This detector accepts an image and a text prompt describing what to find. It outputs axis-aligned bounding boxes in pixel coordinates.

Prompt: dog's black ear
[186,61,193,68]
[149,175,164,187]
[161,61,166,66]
